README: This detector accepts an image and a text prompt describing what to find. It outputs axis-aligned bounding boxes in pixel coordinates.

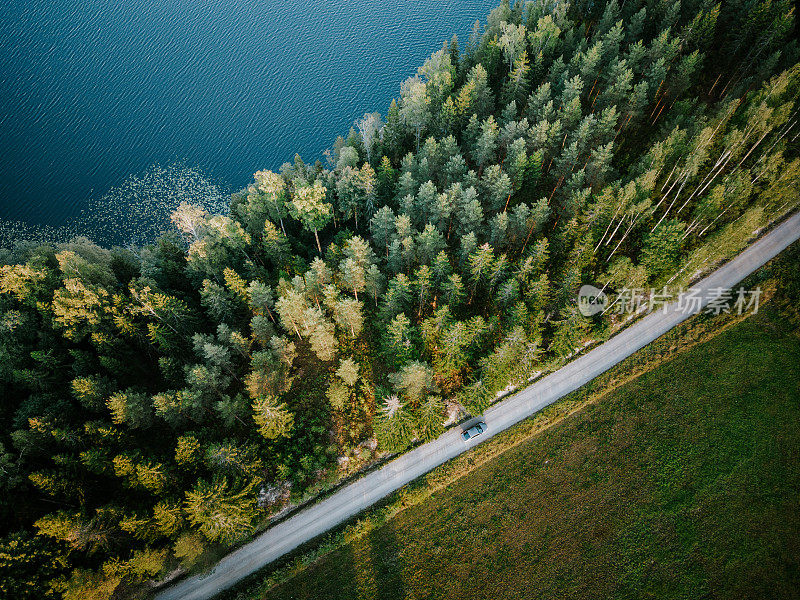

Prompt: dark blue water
[0,0,494,230]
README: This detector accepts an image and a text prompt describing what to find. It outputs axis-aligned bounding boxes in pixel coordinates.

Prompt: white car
[461,421,487,442]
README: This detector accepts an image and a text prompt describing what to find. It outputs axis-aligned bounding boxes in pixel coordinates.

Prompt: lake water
[0,0,495,241]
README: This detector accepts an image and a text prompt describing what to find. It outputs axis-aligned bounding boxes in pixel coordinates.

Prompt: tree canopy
[1,0,799,597]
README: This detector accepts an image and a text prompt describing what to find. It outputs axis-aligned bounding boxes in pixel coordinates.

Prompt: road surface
[155,211,800,600]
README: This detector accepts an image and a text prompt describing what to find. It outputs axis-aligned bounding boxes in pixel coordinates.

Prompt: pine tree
[106,389,152,429]
[400,76,431,152]
[415,224,446,265]
[355,112,382,163]
[499,22,527,72]
[340,236,377,301]
[183,478,256,544]
[200,279,237,325]
[374,394,414,452]
[369,206,395,259]
[251,395,294,440]
[333,297,363,337]
[413,265,433,317]
[456,186,484,237]
[416,395,445,441]
[468,243,496,297]
[162,533,202,573]
[175,435,202,468]
[640,219,685,281]
[388,360,436,405]
[414,180,438,226]
[250,170,288,235]
[481,164,513,213]
[309,316,338,361]
[288,180,332,253]
[474,115,499,170]
[441,273,466,308]
[382,99,405,160]
[549,308,590,359]
[384,313,417,367]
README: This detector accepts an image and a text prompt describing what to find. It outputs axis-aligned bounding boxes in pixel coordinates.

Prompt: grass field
[260,307,800,600]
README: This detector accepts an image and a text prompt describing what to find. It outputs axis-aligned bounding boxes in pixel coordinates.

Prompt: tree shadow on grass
[338,521,408,600]
[282,520,408,600]
[364,522,407,600]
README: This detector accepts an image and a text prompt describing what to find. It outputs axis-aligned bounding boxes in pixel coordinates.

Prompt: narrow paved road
[155,211,800,600]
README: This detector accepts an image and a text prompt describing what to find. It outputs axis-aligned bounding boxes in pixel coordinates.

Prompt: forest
[1,1,799,598]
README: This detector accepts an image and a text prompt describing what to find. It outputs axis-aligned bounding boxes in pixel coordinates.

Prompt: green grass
[262,308,800,600]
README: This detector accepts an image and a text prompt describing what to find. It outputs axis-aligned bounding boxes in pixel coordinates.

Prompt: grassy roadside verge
[213,243,800,600]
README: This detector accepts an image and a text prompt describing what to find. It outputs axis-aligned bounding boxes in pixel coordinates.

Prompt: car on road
[462,421,487,442]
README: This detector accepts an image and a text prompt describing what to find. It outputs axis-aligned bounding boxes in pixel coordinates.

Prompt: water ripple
[0,0,495,244]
